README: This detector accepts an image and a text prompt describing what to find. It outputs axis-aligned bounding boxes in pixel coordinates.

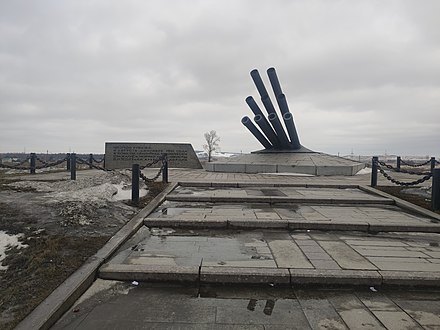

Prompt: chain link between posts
[0,156,67,170]
[76,154,166,183]
[400,158,431,167]
[376,161,433,186]
[377,160,431,176]
[139,154,167,183]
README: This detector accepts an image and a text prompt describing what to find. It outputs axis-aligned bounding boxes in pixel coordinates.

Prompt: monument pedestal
[205,152,364,176]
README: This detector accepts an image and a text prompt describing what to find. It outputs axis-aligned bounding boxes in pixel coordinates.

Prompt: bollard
[162,154,168,183]
[89,153,93,169]
[431,157,436,172]
[371,156,378,187]
[397,156,401,170]
[132,164,140,204]
[70,153,76,180]
[433,169,440,211]
[30,153,36,174]
[66,153,71,171]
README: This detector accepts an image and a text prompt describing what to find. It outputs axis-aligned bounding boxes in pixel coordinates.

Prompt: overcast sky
[0,0,439,156]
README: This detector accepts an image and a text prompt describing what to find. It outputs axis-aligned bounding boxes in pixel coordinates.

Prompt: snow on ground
[8,171,147,203]
[0,231,27,270]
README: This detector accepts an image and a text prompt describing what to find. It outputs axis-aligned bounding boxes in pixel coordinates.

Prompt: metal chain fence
[376,162,433,186]
[377,160,431,176]
[400,158,431,167]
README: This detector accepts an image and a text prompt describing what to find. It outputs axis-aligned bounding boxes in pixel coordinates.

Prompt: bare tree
[203,130,220,162]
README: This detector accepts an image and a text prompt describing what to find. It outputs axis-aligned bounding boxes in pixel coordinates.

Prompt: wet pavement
[44,169,440,329]
[52,281,440,329]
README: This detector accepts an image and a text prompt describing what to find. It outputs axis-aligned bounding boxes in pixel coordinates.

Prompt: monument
[206,68,364,175]
[105,142,202,170]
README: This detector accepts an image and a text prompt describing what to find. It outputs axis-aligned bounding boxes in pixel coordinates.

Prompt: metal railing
[370,156,439,211]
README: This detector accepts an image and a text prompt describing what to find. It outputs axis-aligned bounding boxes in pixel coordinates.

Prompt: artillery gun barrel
[241,116,273,149]
[245,96,265,117]
[278,94,300,149]
[268,113,291,149]
[267,67,283,97]
[283,112,301,149]
[250,69,269,98]
[254,114,281,148]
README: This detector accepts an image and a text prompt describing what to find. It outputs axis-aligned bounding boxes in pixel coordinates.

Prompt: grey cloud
[0,0,439,156]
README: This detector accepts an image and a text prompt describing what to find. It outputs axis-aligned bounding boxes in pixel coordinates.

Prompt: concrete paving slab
[318,241,377,270]
[263,232,314,269]
[328,293,386,329]
[391,298,440,329]
[356,292,424,330]
[295,290,348,330]
[215,299,310,328]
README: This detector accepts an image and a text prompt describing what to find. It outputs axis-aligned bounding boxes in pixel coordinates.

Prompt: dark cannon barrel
[261,95,277,116]
[254,114,280,148]
[250,69,269,98]
[241,116,273,149]
[278,94,300,149]
[277,93,290,116]
[283,112,301,149]
[245,96,265,117]
[267,67,283,97]
[268,113,291,148]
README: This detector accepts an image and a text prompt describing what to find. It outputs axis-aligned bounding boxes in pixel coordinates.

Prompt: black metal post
[70,153,76,180]
[30,153,36,174]
[432,168,440,211]
[371,156,378,187]
[397,156,401,170]
[89,153,93,169]
[66,153,71,171]
[162,154,169,183]
[431,157,436,172]
[132,164,140,204]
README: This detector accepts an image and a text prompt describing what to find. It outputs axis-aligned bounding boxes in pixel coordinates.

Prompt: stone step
[144,217,440,233]
[98,263,440,287]
[165,195,394,205]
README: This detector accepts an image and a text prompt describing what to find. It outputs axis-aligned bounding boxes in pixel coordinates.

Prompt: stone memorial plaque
[105,142,202,169]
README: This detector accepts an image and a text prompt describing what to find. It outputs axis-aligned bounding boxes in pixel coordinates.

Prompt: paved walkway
[52,282,440,329]
[48,168,440,329]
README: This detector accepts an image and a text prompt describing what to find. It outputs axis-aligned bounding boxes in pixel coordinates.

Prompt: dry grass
[0,172,167,329]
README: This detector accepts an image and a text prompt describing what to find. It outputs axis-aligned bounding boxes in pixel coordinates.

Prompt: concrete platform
[205,152,365,176]
[52,283,440,330]
[99,228,440,287]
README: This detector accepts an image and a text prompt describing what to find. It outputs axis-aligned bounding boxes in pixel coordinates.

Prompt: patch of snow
[112,183,148,201]
[212,151,238,158]
[8,172,146,203]
[0,231,27,270]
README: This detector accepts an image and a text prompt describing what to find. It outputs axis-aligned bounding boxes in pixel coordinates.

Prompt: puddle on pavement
[123,228,273,267]
[148,200,303,219]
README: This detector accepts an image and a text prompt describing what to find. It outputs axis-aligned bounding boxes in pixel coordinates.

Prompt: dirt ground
[0,169,166,330]
[376,185,439,214]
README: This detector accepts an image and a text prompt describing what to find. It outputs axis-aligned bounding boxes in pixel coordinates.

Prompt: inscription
[105,142,202,169]
[112,146,188,162]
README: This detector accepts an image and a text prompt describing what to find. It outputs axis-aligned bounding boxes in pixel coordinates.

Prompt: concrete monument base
[205,152,365,176]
